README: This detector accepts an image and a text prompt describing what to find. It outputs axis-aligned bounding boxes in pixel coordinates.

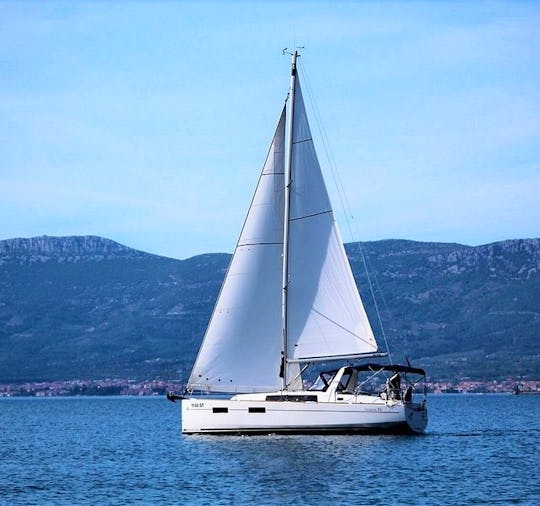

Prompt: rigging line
[353,243,393,363]
[298,59,393,362]
[360,246,393,325]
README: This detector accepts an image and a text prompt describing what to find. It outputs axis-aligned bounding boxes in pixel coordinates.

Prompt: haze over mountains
[0,235,538,383]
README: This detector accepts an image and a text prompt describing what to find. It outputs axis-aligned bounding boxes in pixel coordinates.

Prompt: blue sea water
[1,394,539,505]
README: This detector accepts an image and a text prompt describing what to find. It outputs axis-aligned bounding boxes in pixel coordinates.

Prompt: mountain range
[0,235,538,383]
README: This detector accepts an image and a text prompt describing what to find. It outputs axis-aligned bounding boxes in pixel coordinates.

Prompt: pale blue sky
[1,1,538,259]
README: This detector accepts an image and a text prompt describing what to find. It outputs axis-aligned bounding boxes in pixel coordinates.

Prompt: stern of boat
[404,401,428,433]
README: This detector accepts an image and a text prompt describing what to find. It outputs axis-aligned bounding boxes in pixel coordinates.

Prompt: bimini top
[323,363,426,377]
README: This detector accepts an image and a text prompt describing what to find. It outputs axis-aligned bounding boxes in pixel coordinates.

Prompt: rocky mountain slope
[0,236,538,382]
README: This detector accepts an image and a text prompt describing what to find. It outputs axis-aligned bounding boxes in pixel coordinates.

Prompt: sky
[1,1,539,260]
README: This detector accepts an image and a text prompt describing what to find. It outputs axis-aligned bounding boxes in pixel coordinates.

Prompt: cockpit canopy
[308,363,426,395]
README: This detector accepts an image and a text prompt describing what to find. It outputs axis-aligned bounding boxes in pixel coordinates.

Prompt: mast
[281,50,298,390]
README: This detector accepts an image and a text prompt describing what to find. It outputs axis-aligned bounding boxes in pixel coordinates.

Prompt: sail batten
[237,241,283,246]
[289,210,332,222]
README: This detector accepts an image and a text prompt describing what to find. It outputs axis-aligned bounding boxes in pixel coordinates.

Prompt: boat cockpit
[308,363,426,403]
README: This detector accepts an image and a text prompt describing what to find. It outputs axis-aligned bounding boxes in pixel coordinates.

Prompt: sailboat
[179,51,428,435]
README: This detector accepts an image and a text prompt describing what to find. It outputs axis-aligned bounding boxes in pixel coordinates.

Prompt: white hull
[181,393,427,435]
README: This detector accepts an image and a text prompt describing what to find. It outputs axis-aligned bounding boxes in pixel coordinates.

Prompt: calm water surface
[1,394,539,505]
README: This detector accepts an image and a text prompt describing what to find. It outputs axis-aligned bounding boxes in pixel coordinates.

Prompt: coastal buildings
[1,378,538,397]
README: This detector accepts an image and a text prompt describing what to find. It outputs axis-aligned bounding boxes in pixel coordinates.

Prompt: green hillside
[0,236,538,382]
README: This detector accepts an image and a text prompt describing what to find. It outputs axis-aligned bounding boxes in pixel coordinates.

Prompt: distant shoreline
[1,378,538,397]
[0,379,182,398]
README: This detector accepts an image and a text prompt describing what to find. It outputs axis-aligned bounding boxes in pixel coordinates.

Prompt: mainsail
[187,68,378,394]
[286,79,378,365]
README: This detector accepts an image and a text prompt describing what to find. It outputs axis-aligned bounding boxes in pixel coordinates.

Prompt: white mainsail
[187,68,379,394]
[187,109,286,393]
[286,79,378,365]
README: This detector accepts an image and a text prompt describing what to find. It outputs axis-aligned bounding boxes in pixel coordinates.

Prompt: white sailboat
[178,51,428,435]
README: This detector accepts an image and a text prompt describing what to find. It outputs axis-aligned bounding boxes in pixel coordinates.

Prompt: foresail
[286,80,378,362]
[187,108,286,393]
